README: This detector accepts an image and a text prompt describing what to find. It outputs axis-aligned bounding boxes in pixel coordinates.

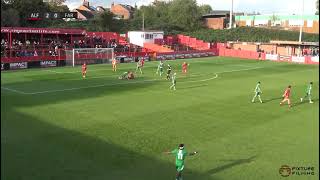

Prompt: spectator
[54,45,59,55]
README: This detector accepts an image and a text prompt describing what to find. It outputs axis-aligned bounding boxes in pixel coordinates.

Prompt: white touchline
[1,66,264,95]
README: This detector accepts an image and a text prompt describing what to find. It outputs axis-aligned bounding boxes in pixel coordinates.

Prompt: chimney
[83,0,89,7]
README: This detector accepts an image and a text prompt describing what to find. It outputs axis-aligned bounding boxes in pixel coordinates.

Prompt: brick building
[202,11,245,29]
[110,3,135,20]
[72,0,106,20]
[202,11,231,30]
[235,14,319,34]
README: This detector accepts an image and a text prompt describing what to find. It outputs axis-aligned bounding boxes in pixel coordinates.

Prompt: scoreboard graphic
[27,12,78,20]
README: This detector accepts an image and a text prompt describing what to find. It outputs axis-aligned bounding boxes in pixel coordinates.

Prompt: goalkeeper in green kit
[300,82,314,103]
[251,81,263,103]
[164,144,198,180]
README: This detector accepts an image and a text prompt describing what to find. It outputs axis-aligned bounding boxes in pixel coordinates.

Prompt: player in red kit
[141,59,145,67]
[280,85,292,108]
[82,63,87,79]
[112,58,117,72]
[182,62,188,74]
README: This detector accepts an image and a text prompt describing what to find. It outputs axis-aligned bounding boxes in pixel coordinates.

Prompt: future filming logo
[279,165,315,177]
[279,165,291,177]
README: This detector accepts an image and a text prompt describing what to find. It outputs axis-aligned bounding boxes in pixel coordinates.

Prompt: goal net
[65,48,114,67]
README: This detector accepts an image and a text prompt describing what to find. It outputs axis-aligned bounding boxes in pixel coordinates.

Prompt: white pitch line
[1,66,263,95]
[1,86,28,94]
[180,74,218,83]
[217,66,263,74]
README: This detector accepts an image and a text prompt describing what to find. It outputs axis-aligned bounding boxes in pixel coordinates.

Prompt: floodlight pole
[299,0,304,55]
[229,0,233,29]
[142,12,145,31]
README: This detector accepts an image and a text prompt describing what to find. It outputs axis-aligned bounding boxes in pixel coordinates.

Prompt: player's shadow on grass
[2,109,221,180]
[292,98,319,107]
[263,97,282,103]
[206,155,256,175]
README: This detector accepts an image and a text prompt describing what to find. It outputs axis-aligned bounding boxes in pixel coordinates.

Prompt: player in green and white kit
[166,64,172,80]
[300,82,313,103]
[251,81,263,103]
[156,60,164,76]
[135,60,143,74]
[170,72,177,90]
[164,144,198,180]
[118,71,128,80]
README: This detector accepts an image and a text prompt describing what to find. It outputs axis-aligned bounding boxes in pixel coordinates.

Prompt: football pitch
[1,57,319,180]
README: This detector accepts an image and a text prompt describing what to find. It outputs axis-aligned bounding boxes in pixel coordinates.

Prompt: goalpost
[65,48,114,67]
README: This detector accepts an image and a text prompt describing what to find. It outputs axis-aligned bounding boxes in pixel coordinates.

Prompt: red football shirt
[82,64,87,71]
[283,88,291,98]
[182,63,187,69]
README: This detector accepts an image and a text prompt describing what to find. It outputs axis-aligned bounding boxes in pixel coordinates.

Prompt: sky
[65,0,318,15]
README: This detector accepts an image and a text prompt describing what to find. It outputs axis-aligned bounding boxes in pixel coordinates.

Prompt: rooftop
[202,10,230,18]
[235,14,319,21]
[75,9,95,19]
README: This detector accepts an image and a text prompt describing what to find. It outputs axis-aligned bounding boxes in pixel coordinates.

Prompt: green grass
[1,57,319,180]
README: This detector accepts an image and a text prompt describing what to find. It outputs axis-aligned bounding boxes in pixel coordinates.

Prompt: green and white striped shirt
[306,84,312,94]
[254,83,261,93]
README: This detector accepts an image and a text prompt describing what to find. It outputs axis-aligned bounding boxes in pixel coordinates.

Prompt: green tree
[48,0,66,5]
[270,13,280,26]
[46,0,69,12]
[90,11,128,32]
[1,8,20,26]
[185,27,319,43]
[168,0,202,31]
[47,4,69,12]
[129,0,208,33]
[1,0,49,26]
[198,4,212,15]
[0,0,71,27]
[94,11,115,31]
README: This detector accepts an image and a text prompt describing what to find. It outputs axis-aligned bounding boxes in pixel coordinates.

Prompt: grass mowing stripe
[1,66,263,95]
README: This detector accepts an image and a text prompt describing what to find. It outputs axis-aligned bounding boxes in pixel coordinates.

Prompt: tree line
[1,0,69,27]
[1,0,212,33]
[1,0,318,42]
[185,27,319,42]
